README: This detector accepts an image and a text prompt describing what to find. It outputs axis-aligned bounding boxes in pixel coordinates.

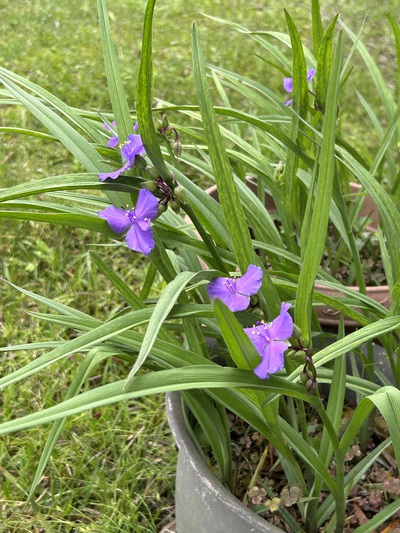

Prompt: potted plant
[0,0,400,532]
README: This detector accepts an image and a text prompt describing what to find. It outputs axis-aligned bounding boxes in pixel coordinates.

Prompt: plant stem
[333,451,346,533]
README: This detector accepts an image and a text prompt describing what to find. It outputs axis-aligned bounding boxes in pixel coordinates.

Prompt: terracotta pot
[205,179,390,328]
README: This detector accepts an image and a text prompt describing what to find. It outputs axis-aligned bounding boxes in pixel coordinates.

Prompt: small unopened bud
[249,294,259,307]
[251,307,263,319]
[145,167,160,180]
[134,155,147,171]
[294,350,307,363]
[156,203,168,217]
[172,139,182,158]
[286,349,298,360]
[162,115,169,130]
[300,371,309,384]
[154,118,164,132]
[291,325,302,340]
[173,185,186,204]
[305,379,318,394]
[142,180,158,192]
[274,161,285,180]
[170,198,181,214]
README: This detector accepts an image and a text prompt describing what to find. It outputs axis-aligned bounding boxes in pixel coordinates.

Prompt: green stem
[333,451,346,533]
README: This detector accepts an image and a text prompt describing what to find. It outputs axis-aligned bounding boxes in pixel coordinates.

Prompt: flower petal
[244,324,269,356]
[98,205,131,233]
[134,189,159,220]
[236,265,263,297]
[253,341,287,379]
[206,277,249,311]
[125,224,155,255]
[108,136,119,148]
[268,302,293,341]
[283,77,293,93]
[307,68,316,82]
[98,161,130,181]
[121,134,145,166]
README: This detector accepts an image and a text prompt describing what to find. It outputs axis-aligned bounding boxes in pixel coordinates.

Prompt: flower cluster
[207,265,293,379]
[98,123,159,255]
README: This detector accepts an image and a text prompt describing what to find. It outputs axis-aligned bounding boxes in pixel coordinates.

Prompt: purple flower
[207,265,263,312]
[98,189,158,254]
[244,302,293,379]
[283,68,316,106]
[99,123,145,181]
[103,121,119,148]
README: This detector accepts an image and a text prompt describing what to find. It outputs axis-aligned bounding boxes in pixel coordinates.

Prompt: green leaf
[311,0,324,55]
[97,0,132,144]
[386,13,400,101]
[136,0,171,184]
[315,14,339,113]
[0,174,139,203]
[191,23,254,272]
[295,33,343,340]
[124,270,217,386]
[0,366,313,435]
[213,299,260,372]
[339,386,400,467]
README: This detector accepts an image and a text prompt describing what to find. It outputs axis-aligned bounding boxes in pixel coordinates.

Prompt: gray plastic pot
[166,345,392,532]
[166,391,282,533]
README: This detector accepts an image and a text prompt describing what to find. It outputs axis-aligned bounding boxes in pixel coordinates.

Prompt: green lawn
[0,0,399,531]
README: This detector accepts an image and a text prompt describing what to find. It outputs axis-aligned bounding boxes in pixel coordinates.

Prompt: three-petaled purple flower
[283,68,316,106]
[207,264,263,312]
[98,189,158,255]
[245,302,293,379]
[99,122,145,181]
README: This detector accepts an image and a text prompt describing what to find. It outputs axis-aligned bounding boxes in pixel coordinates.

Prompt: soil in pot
[229,411,400,532]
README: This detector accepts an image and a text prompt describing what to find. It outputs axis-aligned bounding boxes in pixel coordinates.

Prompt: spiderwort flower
[103,121,119,148]
[245,302,293,379]
[98,189,158,255]
[99,123,145,181]
[206,265,263,312]
[283,68,316,106]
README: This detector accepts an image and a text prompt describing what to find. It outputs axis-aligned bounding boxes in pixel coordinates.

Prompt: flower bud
[274,161,285,180]
[305,379,318,394]
[162,114,170,130]
[142,180,158,192]
[249,294,259,307]
[170,198,181,214]
[251,307,263,319]
[145,167,160,180]
[154,117,164,132]
[300,371,309,384]
[156,203,168,217]
[134,155,147,171]
[172,139,182,158]
[294,350,307,363]
[173,185,186,204]
[286,349,298,360]
[291,325,302,340]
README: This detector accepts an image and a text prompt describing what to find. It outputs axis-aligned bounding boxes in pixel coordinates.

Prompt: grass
[0,0,399,531]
